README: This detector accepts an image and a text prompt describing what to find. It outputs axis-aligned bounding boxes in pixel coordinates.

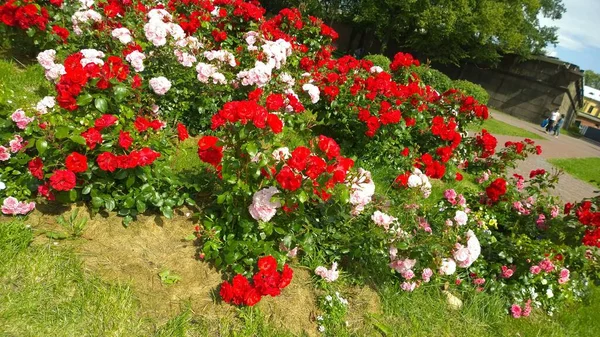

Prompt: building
[576,86,600,128]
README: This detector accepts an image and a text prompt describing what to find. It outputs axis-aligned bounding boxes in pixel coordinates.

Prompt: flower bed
[0,0,598,326]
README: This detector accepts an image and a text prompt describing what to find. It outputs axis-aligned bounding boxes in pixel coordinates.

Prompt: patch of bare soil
[27,204,322,336]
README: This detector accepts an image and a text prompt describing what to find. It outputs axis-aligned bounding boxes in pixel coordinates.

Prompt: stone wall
[435,56,583,126]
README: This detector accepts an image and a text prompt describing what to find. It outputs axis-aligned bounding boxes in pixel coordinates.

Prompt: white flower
[349,169,375,215]
[318,325,325,332]
[371,211,397,230]
[111,27,132,44]
[125,50,146,72]
[272,147,291,162]
[149,77,172,95]
[407,174,422,188]
[302,83,320,103]
[0,182,5,190]
[248,187,281,222]
[315,262,339,282]
[546,288,554,298]
[36,96,55,114]
[370,66,384,73]
[454,210,468,226]
[439,258,456,275]
[174,50,196,67]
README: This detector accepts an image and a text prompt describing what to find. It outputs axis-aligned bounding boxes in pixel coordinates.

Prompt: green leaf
[35,139,48,154]
[158,270,181,285]
[91,197,104,208]
[68,189,78,202]
[82,185,92,195]
[123,197,135,208]
[70,135,86,145]
[161,206,174,219]
[55,126,69,139]
[245,142,258,157]
[76,93,94,106]
[136,199,147,213]
[104,199,116,212]
[125,175,135,188]
[184,234,196,241]
[114,86,129,102]
[94,97,108,113]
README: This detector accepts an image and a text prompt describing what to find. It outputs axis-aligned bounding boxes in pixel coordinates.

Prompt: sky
[539,0,600,73]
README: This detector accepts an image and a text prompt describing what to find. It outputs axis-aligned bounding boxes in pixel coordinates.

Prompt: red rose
[132,74,142,89]
[276,166,303,191]
[318,135,340,160]
[535,145,542,155]
[455,172,463,181]
[177,123,189,141]
[401,147,410,157]
[97,152,119,172]
[65,152,88,173]
[197,136,222,168]
[266,94,285,111]
[28,157,44,179]
[49,170,76,191]
[243,287,262,306]
[486,178,507,203]
[266,114,283,134]
[287,146,311,171]
[564,202,574,215]
[219,281,234,304]
[305,155,327,179]
[134,117,151,132]
[118,131,133,149]
[279,264,293,288]
[94,114,118,130]
[257,256,278,273]
[137,147,161,166]
[51,25,69,43]
[81,128,103,149]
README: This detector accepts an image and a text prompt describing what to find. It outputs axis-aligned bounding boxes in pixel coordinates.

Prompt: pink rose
[421,268,433,282]
[511,304,522,318]
[529,265,542,275]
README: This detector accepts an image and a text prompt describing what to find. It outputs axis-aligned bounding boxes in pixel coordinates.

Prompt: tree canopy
[585,70,600,90]
[261,0,566,65]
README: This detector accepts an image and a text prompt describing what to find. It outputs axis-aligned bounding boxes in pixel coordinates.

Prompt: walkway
[488,110,599,202]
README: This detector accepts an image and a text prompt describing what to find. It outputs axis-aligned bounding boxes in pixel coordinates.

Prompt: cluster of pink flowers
[371,210,397,231]
[443,189,466,207]
[11,109,35,130]
[500,265,515,279]
[511,300,532,318]
[315,262,339,282]
[452,230,481,268]
[349,168,375,215]
[529,258,555,274]
[36,49,65,81]
[248,187,281,222]
[1,197,35,215]
[149,77,172,95]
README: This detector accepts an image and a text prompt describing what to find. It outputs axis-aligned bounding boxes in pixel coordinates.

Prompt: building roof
[584,86,600,102]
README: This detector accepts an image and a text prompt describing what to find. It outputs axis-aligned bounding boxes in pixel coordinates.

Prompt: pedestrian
[553,114,565,138]
[545,109,560,133]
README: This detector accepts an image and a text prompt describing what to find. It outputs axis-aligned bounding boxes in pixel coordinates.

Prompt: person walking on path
[553,114,565,138]
[546,109,560,133]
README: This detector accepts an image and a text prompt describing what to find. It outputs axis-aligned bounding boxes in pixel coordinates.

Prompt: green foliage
[584,70,600,90]
[158,270,182,285]
[354,0,565,64]
[452,79,490,105]
[362,54,391,71]
[412,66,453,92]
[56,208,88,238]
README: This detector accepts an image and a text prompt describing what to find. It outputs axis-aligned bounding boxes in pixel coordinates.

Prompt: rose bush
[0,0,598,318]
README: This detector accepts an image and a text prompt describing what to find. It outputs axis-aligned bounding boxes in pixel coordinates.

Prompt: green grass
[470,118,545,140]
[0,58,50,112]
[549,157,600,187]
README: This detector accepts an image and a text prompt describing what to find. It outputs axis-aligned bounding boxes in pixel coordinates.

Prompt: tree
[353,0,565,65]
[585,70,600,90]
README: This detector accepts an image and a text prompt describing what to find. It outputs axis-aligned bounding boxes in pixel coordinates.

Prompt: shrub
[411,66,453,93]
[452,79,490,105]
[362,54,391,71]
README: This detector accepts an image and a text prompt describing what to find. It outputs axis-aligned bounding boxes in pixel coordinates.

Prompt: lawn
[549,157,600,187]
[469,117,545,140]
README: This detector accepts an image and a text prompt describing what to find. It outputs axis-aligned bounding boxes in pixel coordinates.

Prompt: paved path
[488,110,599,202]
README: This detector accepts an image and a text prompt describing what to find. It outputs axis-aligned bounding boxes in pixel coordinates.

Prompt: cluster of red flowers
[529,169,546,178]
[197,135,223,169]
[0,0,52,31]
[273,136,353,200]
[569,200,600,248]
[475,129,498,158]
[211,100,283,134]
[56,53,131,111]
[486,178,507,203]
[219,256,293,307]
[390,52,420,71]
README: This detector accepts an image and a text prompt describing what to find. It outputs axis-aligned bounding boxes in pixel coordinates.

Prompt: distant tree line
[585,70,600,90]
[261,0,566,65]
